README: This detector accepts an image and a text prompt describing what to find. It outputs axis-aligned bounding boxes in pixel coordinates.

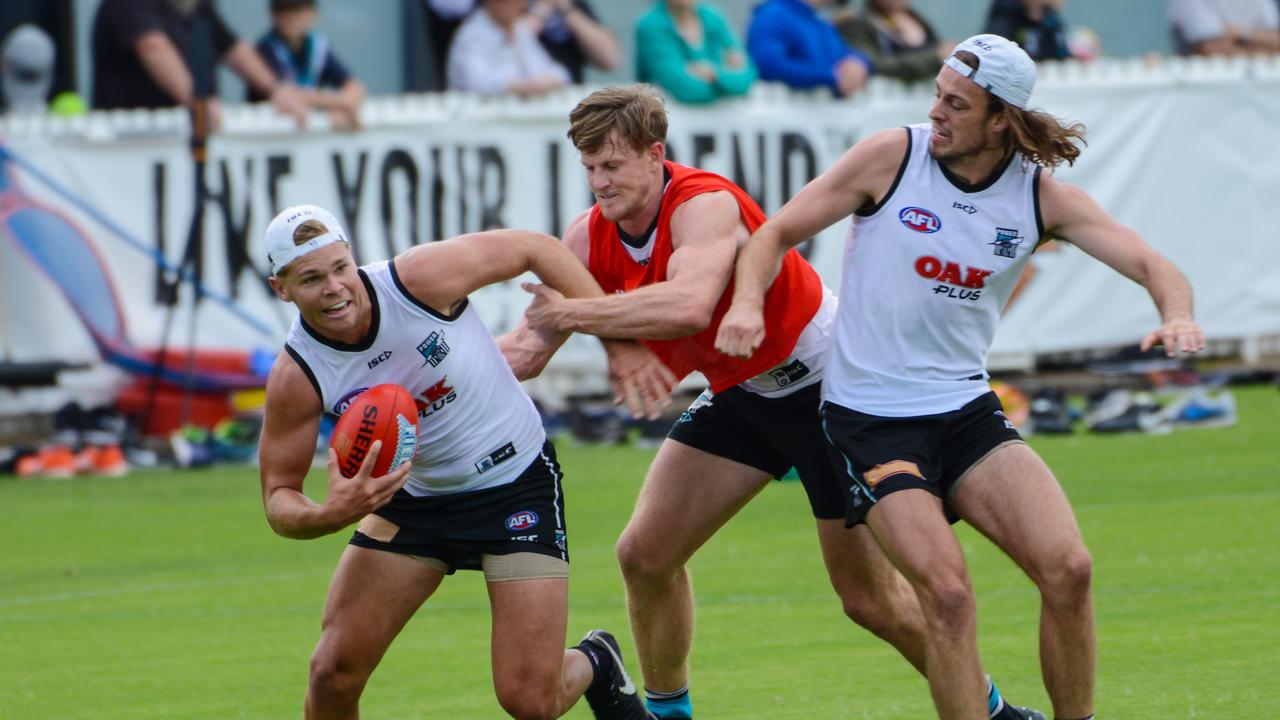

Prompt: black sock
[575,642,614,695]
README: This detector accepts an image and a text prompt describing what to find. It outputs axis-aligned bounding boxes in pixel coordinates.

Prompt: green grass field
[3,386,1278,719]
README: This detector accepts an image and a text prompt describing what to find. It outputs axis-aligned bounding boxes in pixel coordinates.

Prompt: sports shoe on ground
[1086,389,1169,434]
[578,630,655,720]
[992,701,1047,720]
[1161,388,1237,429]
[987,676,1046,720]
[1083,387,1131,428]
[89,445,129,477]
[15,453,43,478]
[75,446,96,474]
[36,445,77,478]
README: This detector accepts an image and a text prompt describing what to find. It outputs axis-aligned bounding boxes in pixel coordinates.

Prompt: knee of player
[834,584,881,626]
[836,582,908,632]
[495,683,560,720]
[308,652,367,702]
[495,661,563,720]
[914,570,976,623]
[1037,543,1093,599]
[615,530,681,582]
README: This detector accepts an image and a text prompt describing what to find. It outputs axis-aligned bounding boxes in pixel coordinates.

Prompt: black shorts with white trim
[350,439,568,571]
[821,391,1023,527]
[667,382,846,520]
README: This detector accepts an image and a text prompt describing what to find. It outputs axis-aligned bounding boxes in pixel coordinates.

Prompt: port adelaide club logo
[417,330,450,367]
[990,227,1024,258]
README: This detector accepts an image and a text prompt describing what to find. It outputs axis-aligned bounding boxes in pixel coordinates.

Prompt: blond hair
[954,51,1087,168]
[567,84,668,155]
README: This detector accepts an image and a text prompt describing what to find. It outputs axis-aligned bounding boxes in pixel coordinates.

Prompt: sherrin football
[329,384,418,478]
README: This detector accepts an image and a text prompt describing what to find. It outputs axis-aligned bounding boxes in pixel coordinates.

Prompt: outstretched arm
[1039,173,1204,356]
[717,128,905,357]
[258,354,410,539]
[399,226,681,405]
[498,214,678,417]
[523,190,741,339]
[395,227,607,315]
[495,214,594,380]
[496,318,563,381]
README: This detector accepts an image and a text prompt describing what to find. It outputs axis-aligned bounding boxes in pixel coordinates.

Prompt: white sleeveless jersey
[284,260,546,496]
[824,124,1043,417]
[738,287,837,398]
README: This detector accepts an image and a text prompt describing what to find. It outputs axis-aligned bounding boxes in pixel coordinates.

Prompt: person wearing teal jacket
[636,0,756,104]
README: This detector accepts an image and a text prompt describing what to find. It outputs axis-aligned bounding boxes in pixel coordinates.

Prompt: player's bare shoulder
[858,127,913,189]
[671,189,739,223]
[1035,168,1101,240]
[391,244,467,315]
[839,127,910,175]
[817,127,910,209]
[264,349,322,420]
[562,210,592,266]
[669,190,744,251]
[861,126,912,163]
[393,243,444,291]
[776,128,909,227]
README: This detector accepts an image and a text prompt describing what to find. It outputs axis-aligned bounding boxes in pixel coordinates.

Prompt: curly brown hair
[954,50,1087,168]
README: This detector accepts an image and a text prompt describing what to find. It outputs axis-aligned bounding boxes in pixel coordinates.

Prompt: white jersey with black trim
[823,123,1043,417]
[283,260,546,496]
[738,287,837,398]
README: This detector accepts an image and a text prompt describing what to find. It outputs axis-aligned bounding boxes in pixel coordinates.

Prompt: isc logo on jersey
[414,377,457,418]
[899,207,941,234]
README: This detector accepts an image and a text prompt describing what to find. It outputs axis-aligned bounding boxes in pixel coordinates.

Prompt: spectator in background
[636,0,756,104]
[422,0,473,90]
[0,24,53,114]
[425,0,616,90]
[1170,0,1280,55]
[92,0,308,127]
[747,0,872,98]
[447,0,570,96]
[984,0,1071,61]
[834,0,955,83]
[0,0,75,108]
[250,0,366,130]
[527,0,620,83]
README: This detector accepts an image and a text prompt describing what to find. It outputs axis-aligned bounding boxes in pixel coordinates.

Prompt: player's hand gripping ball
[329,384,418,478]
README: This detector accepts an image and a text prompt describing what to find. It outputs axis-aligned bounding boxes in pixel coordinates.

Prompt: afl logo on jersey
[506,510,539,531]
[332,387,370,415]
[899,207,942,234]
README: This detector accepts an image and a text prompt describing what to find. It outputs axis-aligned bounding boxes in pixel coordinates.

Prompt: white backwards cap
[265,204,349,274]
[944,34,1036,110]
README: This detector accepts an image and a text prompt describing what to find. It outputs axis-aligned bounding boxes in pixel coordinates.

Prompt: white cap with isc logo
[265,204,348,274]
[944,34,1037,110]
